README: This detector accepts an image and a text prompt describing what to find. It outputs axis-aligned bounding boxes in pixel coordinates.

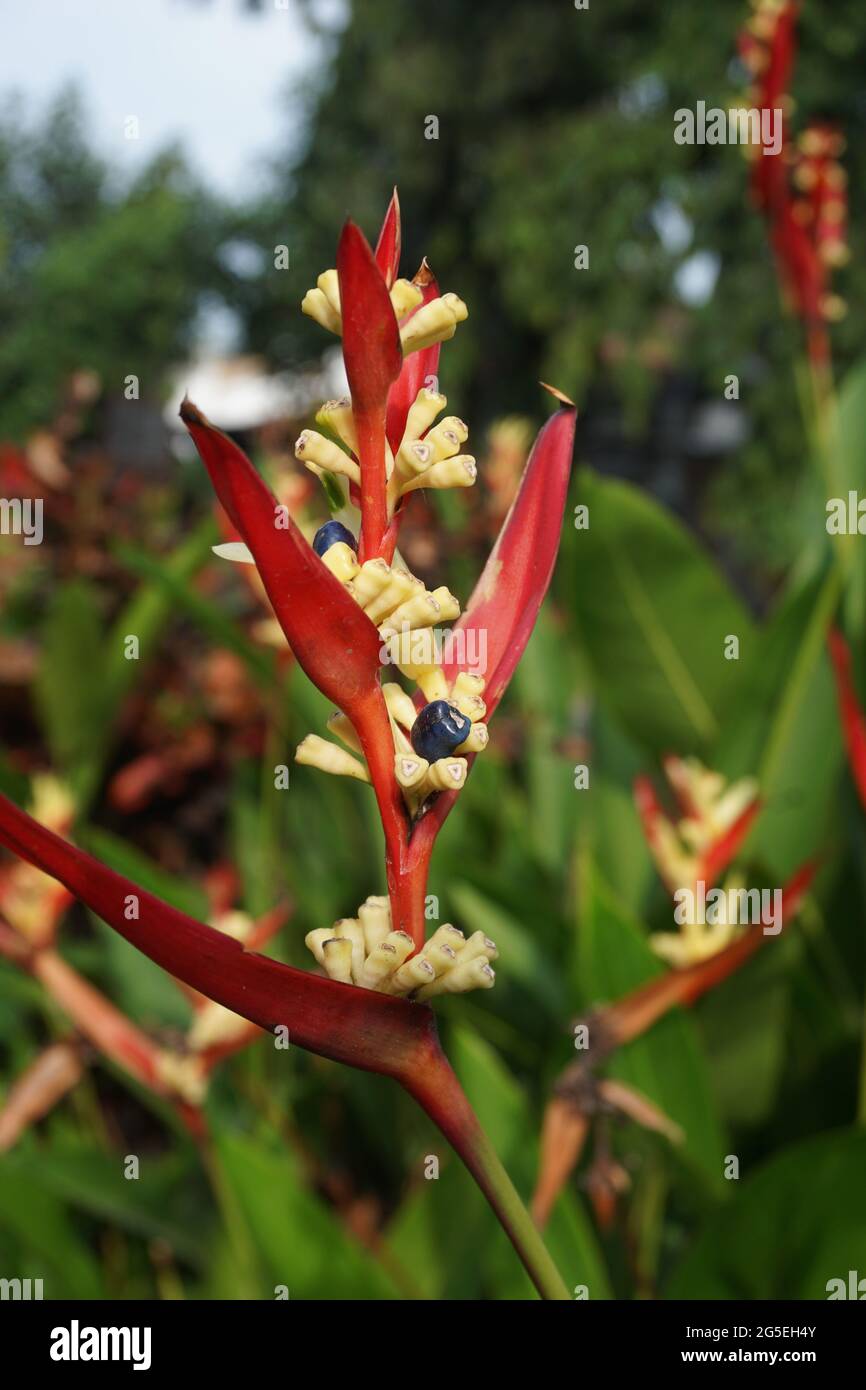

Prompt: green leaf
[571,469,754,754]
[114,536,276,690]
[450,1025,611,1298]
[448,881,566,1017]
[0,1156,104,1297]
[9,1142,206,1267]
[716,570,842,877]
[666,1127,866,1299]
[215,1128,399,1299]
[35,579,108,796]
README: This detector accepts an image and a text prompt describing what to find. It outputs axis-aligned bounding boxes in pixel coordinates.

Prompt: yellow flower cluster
[305,896,496,1001]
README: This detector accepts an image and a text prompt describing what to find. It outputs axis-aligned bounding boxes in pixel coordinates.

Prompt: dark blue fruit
[410,700,471,761]
[312,520,357,557]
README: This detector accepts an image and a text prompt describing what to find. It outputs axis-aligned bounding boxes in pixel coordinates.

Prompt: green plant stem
[405,1047,570,1301]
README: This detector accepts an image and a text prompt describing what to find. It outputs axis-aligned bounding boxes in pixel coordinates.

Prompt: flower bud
[322,936,354,984]
[380,591,441,634]
[382,682,419,730]
[326,711,364,754]
[425,923,466,954]
[359,930,414,989]
[315,398,358,452]
[424,758,467,792]
[458,930,499,964]
[295,734,370,783]
[452,672,485,700]
[333,917,366,983]
[295,430,360,485]
[416,956,495,1001]
[358,895,392,953]
[317,269,341,317]
[424,417,469,461]
[396,439,434,477]
[364,568,418,624]
[417,940,459,976]
[402,455,476,492]
[388,953,436,995]
[430,586,460,622]
[352,558,393,608]
[394,752,429,790]
[455,722,488,754]
[301,288,341,335]
[399,293,468,353]
[320,541,360,584]
[402,387,447,444]
[390,278,424,319]
[451,692,486,722]
[305,926,336,966]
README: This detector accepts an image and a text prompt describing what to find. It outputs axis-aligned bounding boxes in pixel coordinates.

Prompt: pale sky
[0,0,345,197]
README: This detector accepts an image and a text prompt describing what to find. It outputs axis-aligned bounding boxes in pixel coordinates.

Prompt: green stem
[404,1047,570,1300]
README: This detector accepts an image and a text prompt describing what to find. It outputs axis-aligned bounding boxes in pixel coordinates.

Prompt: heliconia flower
[634,756,763,966]
[738,0,849,353]
[532,859,815,1226]
[634,757,760,894]
[0,192,579,1298]
[828,627,866,811]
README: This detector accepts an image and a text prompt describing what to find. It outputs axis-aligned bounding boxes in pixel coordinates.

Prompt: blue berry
[312,520,357,557]
[411,700,471,762]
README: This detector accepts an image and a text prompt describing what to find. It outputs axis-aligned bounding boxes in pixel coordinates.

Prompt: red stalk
[828,627,866,811]
[0,789,567,1297]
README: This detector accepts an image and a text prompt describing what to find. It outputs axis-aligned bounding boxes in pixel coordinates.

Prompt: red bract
[336,221,403,560]
[635,771,760,893]
[374,186,401,288]
[828,627,866,811]
[181,400,381,715]
[443,400,577,716]
[0,789,567,1297]
[409,401,577,856]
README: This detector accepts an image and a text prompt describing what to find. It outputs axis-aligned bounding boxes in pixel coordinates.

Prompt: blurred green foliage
[1,0,866,1302]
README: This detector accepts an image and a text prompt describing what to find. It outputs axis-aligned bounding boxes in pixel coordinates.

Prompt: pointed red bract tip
[374,187,402,289]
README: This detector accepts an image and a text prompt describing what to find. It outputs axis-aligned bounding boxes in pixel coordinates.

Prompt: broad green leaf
[666,1127,866,1299]
[215,1129,399,1300]
[448,881,566,1017]
[35,578,107,797]
[715,570,842,877]
[571,469,754,754]
[0,1157,104,1297]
